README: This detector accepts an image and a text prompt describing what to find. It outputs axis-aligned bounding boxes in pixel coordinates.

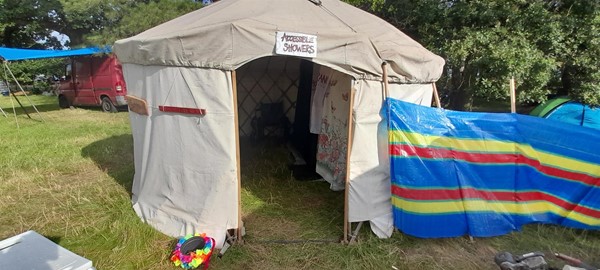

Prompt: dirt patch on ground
[400,238,498,269]
[244,214,302,241]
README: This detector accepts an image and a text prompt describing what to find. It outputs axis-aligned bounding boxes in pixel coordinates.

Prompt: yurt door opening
[233,56,354,242]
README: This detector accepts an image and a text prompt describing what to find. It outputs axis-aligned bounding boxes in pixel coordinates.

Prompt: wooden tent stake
[349,221,363,244]
[510,77,516,113]
[343,86,356,244]
[432,82,441,109]
[231,70,243,244]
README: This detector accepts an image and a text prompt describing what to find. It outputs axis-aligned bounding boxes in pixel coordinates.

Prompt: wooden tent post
[432,82,441,109]
[343,86,356,244]
[231,70,243,244]
[510,77,516,113]
[382,63,389,98]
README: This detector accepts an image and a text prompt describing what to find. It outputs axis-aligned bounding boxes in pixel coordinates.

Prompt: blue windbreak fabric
[387,98,600,238]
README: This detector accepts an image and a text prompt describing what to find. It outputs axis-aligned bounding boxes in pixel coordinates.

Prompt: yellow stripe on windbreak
[389,130,600,178]
[392,197,600,226]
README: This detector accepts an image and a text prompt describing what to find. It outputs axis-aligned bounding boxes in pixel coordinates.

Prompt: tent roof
[0,47,111,61]
[114,0,444,83]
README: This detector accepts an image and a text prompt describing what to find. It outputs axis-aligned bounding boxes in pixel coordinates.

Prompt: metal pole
[3,63,19,127]
[4,62,44,121]
[0,103,7,118]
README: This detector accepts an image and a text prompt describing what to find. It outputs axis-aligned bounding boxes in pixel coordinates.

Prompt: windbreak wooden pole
[343,86,356,244]
[231,70,243,244]
[510,77,516,113]
[432,82,442,109]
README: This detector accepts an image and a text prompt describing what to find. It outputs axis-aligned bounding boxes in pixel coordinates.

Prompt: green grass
[1,95,599,269]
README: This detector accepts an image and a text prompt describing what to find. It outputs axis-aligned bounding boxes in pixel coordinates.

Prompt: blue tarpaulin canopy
[0,47,111,61]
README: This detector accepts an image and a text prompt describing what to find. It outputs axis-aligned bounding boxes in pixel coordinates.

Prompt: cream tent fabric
[114,0,445,247]
[115,0,444,83]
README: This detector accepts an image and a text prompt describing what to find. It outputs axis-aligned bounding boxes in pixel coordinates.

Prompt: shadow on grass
[0,103,60,116]
[81,134,343,242]
[69,105,129,113]
[1,98,128,115]
[44,235,62,245]
[81,134,135,195]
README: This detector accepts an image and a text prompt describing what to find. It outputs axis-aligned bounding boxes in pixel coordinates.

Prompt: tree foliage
[0,0,202,49]
[56,0,142,46]
[0,0,201,86]
[0,0,64,49]
[348,0,600,109]
[1,0,597,107]
[86,0,201,45]
[551,0,600,106]
[1,58,64,90]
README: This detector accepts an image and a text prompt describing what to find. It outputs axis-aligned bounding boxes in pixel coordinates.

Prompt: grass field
[0,95,598,270]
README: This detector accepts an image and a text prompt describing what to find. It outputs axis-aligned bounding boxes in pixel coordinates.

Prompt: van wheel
[58,95,70,109]
[101,97,117,113]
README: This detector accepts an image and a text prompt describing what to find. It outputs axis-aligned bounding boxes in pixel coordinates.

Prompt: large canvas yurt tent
[114,0,444,247]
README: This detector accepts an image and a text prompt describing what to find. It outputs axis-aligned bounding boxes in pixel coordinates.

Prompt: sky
[50,31,70,49]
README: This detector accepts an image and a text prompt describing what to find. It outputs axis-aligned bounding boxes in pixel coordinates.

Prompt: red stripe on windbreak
[392,185,514,201]
[392,186,600,218]
[390,144,600,187]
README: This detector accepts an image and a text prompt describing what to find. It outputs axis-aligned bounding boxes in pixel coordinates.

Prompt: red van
[58,55,127,112]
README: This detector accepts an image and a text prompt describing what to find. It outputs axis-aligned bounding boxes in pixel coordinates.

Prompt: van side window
[65,63,72,81]
[93,56,111,76]
[75,58,91,79]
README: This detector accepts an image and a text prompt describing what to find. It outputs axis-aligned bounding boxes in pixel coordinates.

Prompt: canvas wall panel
[348,81,433,236]
[123,64,238,248]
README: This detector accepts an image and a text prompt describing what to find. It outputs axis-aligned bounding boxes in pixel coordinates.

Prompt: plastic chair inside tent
[251,102,290,140]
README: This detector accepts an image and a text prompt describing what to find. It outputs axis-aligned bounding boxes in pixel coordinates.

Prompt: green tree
[56,0,142,46]
[85,0,202,45]
[0,0,201,49]
[0,0,64,48]
[0,0,201,90]
[349,0,600,110]
[550,0,600,106]
[1,58,64,90]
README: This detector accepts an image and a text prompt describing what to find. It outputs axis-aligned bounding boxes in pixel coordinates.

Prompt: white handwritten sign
[275,31,317,58]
